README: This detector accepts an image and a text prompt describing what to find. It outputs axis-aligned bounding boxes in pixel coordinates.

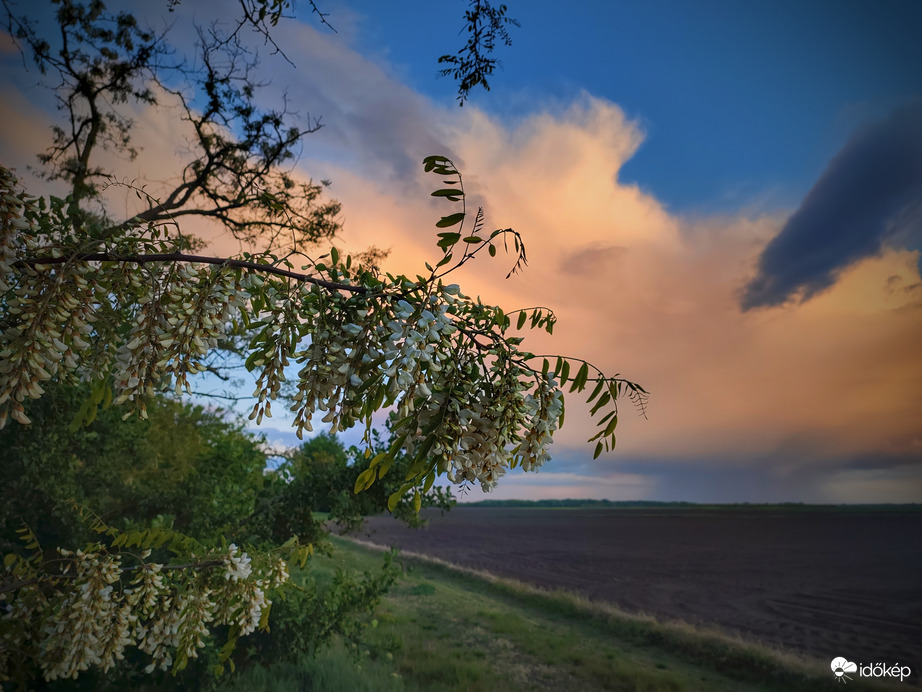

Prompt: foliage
[438,0,520,105]
[0,383,271,554]
[269,429,454,535]
[236,551,400,673]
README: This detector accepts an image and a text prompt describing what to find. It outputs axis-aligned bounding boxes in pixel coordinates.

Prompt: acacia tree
[2,0,342,251]
[0,0,645,684]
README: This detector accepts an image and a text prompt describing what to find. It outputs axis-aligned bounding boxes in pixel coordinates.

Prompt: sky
[1,0,921,503]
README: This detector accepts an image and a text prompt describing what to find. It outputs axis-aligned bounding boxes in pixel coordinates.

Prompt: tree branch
[16,251,369,294]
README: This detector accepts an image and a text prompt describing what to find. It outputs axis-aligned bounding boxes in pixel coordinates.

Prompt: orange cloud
[303,95,921,502]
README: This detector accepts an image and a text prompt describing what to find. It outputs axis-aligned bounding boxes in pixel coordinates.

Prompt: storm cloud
[741,101,922,310]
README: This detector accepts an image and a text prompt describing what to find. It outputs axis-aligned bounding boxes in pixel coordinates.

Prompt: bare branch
[16,251,369,294]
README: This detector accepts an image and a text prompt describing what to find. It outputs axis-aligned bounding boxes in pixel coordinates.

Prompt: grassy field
[222,536,904,692]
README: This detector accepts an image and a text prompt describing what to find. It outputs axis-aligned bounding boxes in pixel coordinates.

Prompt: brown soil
[353,506,922,672]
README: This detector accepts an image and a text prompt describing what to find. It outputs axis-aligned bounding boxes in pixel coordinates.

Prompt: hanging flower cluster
[3,541,290,682]
[0,172,99,427]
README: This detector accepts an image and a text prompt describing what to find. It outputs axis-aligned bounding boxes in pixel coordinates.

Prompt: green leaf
[69,399,90,432]
[436,212,465,228]
[603,414,618,437]
[578,363,590,388]
[593,441,604,459]
[388,431,410,456]
[378,455,395,478]
[413,490,422,513]
[244,350,262,372]
[586,379,605,403]
[560,359,570,384]
[596,409,616,426]
[516,312,527,329]
[488,243,497,257]
[423,155,451,172]
[570,362,589,393]
[589,391,611,416]
[330,247,339,266]
[422,471,436,493]
[431,189,464,198]
[354,468,374,494]
[407,435,438,479]
[436,232,461,248]
[463,236,483,244]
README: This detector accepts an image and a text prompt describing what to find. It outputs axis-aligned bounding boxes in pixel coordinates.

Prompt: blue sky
[330,0,922,213]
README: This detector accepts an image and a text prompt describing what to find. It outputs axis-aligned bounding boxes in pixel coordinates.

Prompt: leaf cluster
[438,0,520,104]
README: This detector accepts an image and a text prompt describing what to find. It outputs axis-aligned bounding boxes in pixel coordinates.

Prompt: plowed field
[357,506,922,669]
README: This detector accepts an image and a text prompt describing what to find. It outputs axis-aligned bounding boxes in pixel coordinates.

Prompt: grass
[219,643,404,692]
[225,535,906,691]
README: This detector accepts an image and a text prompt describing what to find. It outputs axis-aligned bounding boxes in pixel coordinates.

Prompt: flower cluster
[518,378,565,472]
[223,543,253,581]
[113,264,247,419]
[0,167,27,294]
[0,172,99,427]
[3,544,289,681]
[39,550,125,679]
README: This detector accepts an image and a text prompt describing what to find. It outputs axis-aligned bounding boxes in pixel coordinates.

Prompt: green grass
[227,536,904,691]
[219,642,404,692]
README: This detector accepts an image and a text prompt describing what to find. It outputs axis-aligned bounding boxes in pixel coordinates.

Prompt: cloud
[559,243,625,276]
[742,101,922,310]
[296,87,922,502]
[461,470,655,502]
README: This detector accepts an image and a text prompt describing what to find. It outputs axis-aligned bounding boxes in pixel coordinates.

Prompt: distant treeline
[462,499,921,511]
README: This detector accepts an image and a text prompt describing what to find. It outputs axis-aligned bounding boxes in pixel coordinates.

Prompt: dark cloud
[741,101,922,311]
[558,243,625,275]
[598,451,922,503]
